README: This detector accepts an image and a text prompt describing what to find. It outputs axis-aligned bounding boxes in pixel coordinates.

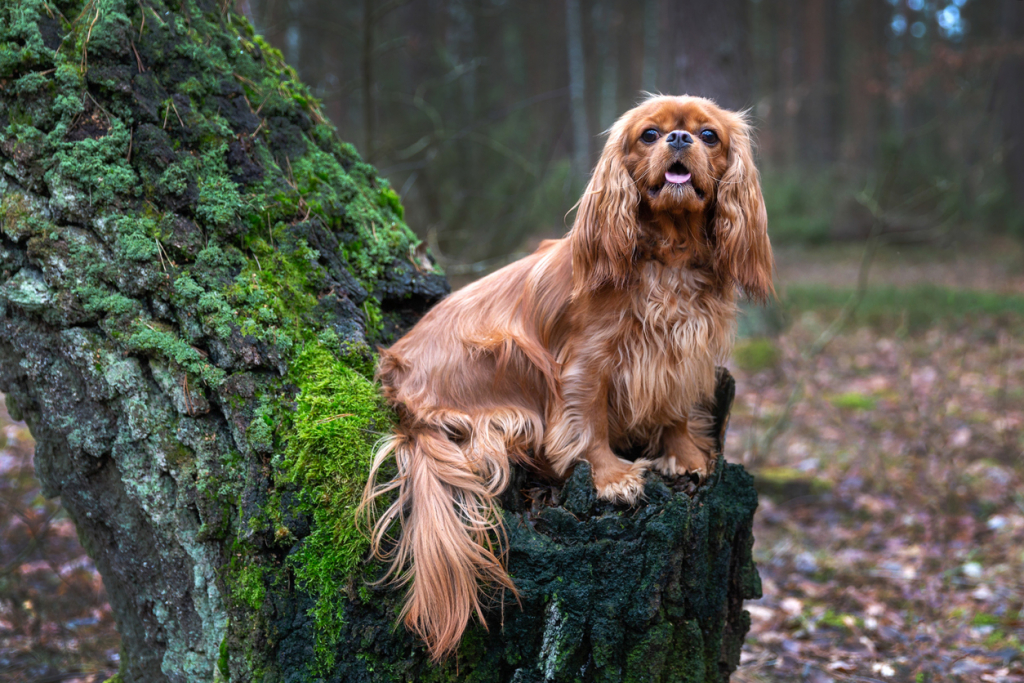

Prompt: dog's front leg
[544,359,650,505]
[653,406,716,481]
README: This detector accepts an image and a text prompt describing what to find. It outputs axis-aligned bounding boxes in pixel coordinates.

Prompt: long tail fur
[360,410,534,660]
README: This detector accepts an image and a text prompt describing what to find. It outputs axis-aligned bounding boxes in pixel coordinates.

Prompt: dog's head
[571,94,774,301]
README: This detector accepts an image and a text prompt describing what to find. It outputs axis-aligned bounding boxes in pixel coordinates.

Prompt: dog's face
[571,95,774,302]
[617,97,734,217]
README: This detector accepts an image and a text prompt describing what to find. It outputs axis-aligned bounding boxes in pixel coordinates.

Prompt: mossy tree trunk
[0,2,760,682]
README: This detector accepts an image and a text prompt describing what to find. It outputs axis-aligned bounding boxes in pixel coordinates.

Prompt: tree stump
[0,2,760,681]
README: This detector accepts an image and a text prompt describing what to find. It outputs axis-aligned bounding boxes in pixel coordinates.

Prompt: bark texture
[0,2,760,681]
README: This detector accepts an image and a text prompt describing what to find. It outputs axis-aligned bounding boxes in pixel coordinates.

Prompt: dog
[360,94,774,661]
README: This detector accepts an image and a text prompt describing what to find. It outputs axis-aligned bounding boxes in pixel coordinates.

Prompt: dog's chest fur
[608,262,735,437]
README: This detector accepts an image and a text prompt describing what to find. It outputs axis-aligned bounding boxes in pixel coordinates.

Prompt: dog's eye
[699,129,719,145]
[640,129,660,143]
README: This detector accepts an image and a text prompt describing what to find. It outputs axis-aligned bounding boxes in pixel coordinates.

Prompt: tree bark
[0,2,760,681]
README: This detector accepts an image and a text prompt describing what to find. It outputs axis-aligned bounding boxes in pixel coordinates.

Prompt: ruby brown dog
[360,94,774,661]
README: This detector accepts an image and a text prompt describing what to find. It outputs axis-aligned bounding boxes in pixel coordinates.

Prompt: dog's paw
[593,458,652,505]
[653,450,714,482]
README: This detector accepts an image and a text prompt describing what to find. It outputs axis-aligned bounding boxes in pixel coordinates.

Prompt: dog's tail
[360,415,525,661]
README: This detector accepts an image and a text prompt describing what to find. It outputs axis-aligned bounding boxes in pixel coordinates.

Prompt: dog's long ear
[570,123,639,299]
[713,114,774,302]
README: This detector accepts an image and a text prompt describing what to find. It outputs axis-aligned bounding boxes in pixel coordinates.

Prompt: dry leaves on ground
[732,313,1024,683]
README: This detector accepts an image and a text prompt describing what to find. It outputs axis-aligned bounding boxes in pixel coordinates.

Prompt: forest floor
[0,241,1022,682]
[733,239,1024,683]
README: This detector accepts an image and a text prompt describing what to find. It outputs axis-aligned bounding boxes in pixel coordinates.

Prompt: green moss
[195,244,245,275]
[78,285,138,316]
[276,342,395,673]
[158,163,190,196]
[172,274,204,302]
[0,192,46,241]
[362,299,384,339]
[218,636,230,679]
[228,239,319,337]
[233,561,266,611]
[246,396,275,454]
[196,291,235,340]
[273,144,419,291]
[378,187,405,221]
[338,339,376,380]
[195,151,244,228]
[0,0,53,76]
[47,120,138,206]
[12,70,48,95]
[125,323,226,387]
[624,621,673,683]
[73,0,132,58]
[669,620,705,683]
[53,63,85,118]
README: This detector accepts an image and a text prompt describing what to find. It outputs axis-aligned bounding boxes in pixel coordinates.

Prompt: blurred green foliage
[733,337,782,373]
[760,169,836,245]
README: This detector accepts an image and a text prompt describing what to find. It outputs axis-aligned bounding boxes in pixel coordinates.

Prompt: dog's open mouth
[649,162,705,200]
[665,162,691,185]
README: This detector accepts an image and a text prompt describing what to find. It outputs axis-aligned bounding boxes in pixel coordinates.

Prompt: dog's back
[361,238,573,660]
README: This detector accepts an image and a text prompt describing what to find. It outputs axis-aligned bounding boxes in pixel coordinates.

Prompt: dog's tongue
[665,170,691,184]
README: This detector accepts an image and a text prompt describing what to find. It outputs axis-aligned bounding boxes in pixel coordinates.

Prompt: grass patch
[971,613,1002,627]
[782,284,1024,333]
[752,466,832,501]
[829,392,877,412]
[819,608,860,632]
[733,337,781,373]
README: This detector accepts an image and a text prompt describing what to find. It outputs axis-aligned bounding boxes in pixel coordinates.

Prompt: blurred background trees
[248,0,1023,267]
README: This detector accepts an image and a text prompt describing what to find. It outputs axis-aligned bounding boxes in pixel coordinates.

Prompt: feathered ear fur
[713,114,775,302]
[570,122,640,299]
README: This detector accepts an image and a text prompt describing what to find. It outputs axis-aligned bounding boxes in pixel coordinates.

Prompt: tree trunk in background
[843,0,885,168]
[798,0,840,165]
[592,0,619,132]
[362,0,377,162]
[642,0,659,92]
[669,0,752,110]
[258,0,289,54]
[566,0,590,178]
[0,2,760,681]
[777,0,799,168]
[996,0,1024,206]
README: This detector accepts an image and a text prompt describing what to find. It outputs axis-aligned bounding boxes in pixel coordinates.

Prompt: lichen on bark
[0,1,760,681]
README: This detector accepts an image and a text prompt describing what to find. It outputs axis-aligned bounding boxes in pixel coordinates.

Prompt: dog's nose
[666,130,693,150]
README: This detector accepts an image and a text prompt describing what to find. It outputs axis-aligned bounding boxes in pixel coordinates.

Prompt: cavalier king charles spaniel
[360,94,774,660]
